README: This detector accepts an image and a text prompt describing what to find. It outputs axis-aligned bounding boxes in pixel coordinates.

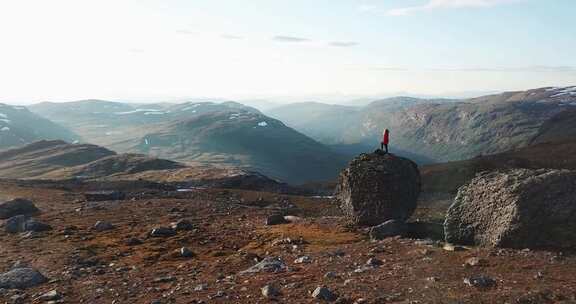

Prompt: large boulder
[0,267,48,289]
[444,169,576,248]
[334,152,421,226]
[0,199,40,219]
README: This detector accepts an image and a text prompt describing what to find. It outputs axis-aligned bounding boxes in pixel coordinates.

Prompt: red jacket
[382,130,389,145]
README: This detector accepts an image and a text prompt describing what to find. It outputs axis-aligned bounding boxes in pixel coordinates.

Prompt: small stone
[240,257,286,274]
[171,219,194,231]
[125,237,143,246]
[93,221,114,231]
[283,215,302,223]
[463,257,488,267]
[194,284,207,291]
[312,286,338,302]
[443,243,466,252]
[153,276,176,283]
[534,271,544,280]
[294,256,311,264]
[180,247,194,258]
[324,272,338,279]
[150,227,176,237]
[366,258,384,267]
[261,284,280,298]
[464,275,496,288]
[38,289,61,301]
[265,214,287,226]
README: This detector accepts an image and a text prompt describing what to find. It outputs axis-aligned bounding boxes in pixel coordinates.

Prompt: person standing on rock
[381,128,390,153]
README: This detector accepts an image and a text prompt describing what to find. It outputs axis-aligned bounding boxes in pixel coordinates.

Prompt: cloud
[384,0,521,16]
[328,41,359,47]
[272,35,310,43]
[221,34,243,40]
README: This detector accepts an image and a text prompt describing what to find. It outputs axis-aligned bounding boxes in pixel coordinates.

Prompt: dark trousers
[380,143,388,153]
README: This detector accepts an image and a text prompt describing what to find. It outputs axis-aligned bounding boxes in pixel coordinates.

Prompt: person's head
[384,128,389,134]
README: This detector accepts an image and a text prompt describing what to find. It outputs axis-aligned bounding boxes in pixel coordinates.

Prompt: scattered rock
[312,286,338,302]
[153,276,176,283]
[294,256,311,264]
[240,257,287,274]
[125,237,143,246]
[0,199,40,219]
[463,257,488,267]
[180,247,194,258]
[5,215,52,234]
[463,275,496,288]
[93,221,114,231]
[261,284,280,298]
[366,258,384,267]
[324,272,338,279]
[445,169,576,248]
[171,219,194,231]
[369,220,406,240]
[283,215,302,223]
[0,267,48,289]
[265,214,287,226]
[38,289,61,301]
[442,243,466,252]
[334,152,421,226]
[150,227,176,237]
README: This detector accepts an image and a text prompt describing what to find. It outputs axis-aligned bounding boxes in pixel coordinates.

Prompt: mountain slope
[0,140,115,178]
[421,106,576,194]
[0,104,79,150]
[129,111,348,183]
[267,87,576,163]
[0,140,185,180]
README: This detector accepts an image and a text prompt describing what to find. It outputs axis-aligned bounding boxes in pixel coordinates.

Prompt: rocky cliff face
[335,151,421,226]
[445,169,576,248]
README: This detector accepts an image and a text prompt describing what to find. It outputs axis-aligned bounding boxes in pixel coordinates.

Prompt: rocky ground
[1,180,576,304]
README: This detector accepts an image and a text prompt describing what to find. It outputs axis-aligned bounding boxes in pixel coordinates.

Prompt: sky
[0,0,575,104]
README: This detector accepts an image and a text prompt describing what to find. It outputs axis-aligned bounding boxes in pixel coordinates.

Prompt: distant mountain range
[267,87,576,162]
[2,86,574,185]
[29,100,347,183]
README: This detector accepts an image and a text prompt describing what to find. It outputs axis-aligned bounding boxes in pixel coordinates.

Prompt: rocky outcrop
[335,151,421,226]
[4,215,52,234]
[444,169,576,248]
[0,199,39,219]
